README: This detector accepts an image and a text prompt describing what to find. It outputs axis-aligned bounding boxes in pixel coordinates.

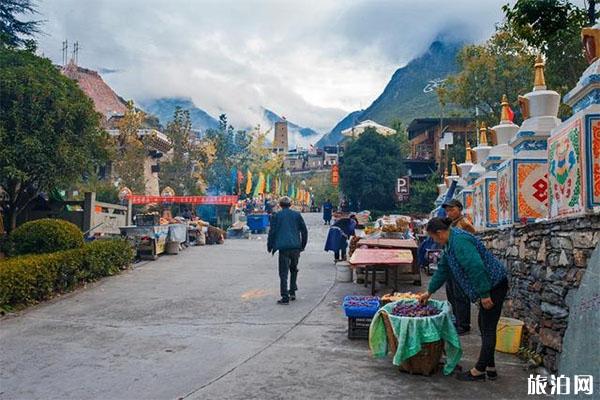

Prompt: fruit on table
[381,292,420,302]
[391,302,440,317]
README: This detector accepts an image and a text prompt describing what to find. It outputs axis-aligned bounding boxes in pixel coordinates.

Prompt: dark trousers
[475,278,509,371]
[278,249,300,300]
[446,277,471,330]
[334,237,348,261]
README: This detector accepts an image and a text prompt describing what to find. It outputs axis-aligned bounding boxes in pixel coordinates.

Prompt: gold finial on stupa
[450,158,458,176]
[500,94,511,122]
[444,167,449,187]
[465,141,472,163]
[479,122,488,146]
[534,54,546,90]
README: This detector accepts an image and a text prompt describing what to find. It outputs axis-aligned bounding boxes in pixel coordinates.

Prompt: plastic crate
[343,295,380,318]
[348,317,372,340]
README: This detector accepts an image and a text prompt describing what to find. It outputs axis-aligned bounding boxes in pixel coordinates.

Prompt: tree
[438,28,535,127]
[0,48,106,231]
[503,0,592,103]
[0,0,41,48]
[160,107,215,195]
[389,119,411,157]
[340,129,405,211]
[396,175,440,215]
[111,102,147,193]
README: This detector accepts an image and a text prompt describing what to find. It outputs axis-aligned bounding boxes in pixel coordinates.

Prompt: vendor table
[357,238,421,286]
[349,248,414,295]
[119,225,169,260]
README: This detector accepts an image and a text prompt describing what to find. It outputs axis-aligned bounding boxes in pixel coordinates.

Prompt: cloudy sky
[37,0,508,133]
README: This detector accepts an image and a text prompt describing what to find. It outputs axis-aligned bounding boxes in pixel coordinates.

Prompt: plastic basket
[495,317,524,354]
[343,295,380,318]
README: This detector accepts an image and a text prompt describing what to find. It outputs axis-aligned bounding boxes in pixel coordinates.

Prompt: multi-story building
[406,117,475,179]
[272,120,289,154]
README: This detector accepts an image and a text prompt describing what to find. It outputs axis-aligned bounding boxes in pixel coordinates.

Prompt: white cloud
[36,0,507,133]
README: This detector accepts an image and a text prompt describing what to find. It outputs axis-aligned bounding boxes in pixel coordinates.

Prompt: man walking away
[442,199,476,335]
[267,197,308,305]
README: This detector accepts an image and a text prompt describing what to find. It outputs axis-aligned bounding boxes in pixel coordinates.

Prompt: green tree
[160,107,214,195]
[397,175,440,215]
[112,102,147,193]
[503,0,592,104]
[0,0,41,48]
[340,128,405,210]
[389,119,411,157]
[0,48,106,231]
[438,28,535,127]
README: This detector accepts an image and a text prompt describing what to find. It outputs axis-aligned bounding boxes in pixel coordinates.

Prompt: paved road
[0,213,528,399]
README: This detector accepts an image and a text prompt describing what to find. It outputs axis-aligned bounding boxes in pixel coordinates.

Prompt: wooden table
[357,238,421,286]
[349,248,414,295]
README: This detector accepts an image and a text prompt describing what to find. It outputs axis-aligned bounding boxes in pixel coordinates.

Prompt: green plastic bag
[369,299,462,375]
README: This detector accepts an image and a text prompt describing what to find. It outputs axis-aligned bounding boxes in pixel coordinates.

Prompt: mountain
[138,97,220,133]
[263,109,321,147]
[316,40,463,147]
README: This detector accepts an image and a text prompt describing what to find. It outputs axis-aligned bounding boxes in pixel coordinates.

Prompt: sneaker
[456,370,486,382]
[486,369,498,380]
[277,298,289,305]
[289,294,296,301]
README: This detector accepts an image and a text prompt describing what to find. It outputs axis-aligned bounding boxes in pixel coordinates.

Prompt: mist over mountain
[317,40,463,147]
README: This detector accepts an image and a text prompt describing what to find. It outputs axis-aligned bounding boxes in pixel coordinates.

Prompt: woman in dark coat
[324,216,357,262]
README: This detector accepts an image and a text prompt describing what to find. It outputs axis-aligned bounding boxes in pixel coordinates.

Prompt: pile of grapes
[344,296,379,308]
[391,302,441,317]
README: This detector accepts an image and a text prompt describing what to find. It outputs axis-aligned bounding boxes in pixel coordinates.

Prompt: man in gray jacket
[267,197,308,305]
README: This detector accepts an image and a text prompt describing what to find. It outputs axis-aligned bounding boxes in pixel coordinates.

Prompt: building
[406,117,475,178]
[283,149,306,172]
[341,120,396,138]
[272,120,289,154]
[61,60,171,195]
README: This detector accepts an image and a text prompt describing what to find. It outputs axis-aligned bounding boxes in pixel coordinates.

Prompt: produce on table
[391,302,441,317]
[381,292,420,302]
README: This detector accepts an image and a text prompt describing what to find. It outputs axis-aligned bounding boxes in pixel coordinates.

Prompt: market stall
[356,238,421,285]
[348,248,413,295]
[119,224,169,260]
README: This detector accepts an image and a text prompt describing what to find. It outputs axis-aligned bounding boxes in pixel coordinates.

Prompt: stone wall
[479,215,600,372]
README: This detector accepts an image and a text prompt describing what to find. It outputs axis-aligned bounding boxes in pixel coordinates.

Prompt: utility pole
[62,40,68,66]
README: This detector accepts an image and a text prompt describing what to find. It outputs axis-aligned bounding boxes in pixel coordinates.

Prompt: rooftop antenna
[62,40,68,66]
[72,41,79,65]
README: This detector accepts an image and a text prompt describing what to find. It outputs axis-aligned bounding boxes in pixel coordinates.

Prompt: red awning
[127,195,238,205]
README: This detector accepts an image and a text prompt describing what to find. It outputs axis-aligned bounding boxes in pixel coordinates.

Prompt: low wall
[479,215,600,372]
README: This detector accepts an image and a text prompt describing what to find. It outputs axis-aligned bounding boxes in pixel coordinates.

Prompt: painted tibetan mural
[549,118,584,218]
[472,180,486,230]
[585,115,600,208]
[486,178,498,227]
[515,160,548,222]
[497,162,512,225]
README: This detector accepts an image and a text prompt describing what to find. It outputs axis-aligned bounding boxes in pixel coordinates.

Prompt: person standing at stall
[322,199,333,225]
[418,217,508,381]
[442,199,476,335]
[324,214,357,262]
[267,197,308,305]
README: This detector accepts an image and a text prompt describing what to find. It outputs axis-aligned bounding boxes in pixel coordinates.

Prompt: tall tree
[503,0,592,105]
[340,129,405,210]
[160,107,215,194]
[0,48,106,231]
[0,0,41,48]
[112,102,147,193]
[437,28,535,127]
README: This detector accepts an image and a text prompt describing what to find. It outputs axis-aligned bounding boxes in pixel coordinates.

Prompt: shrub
[9,219,84,256]
[0,239,134,309]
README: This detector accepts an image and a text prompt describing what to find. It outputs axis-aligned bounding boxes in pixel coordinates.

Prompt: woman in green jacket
[419,217,509,381]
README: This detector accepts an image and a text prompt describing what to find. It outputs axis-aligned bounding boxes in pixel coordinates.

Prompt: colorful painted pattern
[587,115,600,206]
[515,161,548,221]
[463,191,474,224]
[549,118,584,218]
[487,179,498,226]
[473,181,485,230]
[497,163,512,225]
